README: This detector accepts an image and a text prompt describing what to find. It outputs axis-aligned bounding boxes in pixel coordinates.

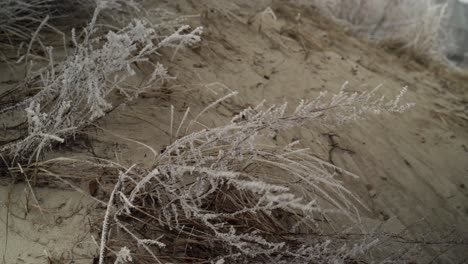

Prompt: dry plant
[91,84,413,263]
[0,7,203,163]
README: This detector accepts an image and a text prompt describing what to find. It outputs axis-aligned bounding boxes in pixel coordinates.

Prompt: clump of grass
[93,85,412,263]
[0,0,89,45]
[0,7,203,163]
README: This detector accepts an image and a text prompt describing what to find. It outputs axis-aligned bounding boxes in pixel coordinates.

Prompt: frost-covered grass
[93,85,412,263]
[0,7,202,163]
[303,0,449,62]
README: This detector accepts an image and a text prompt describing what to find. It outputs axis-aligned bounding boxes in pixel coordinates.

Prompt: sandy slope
[1,0,468,263]
[0,184,100,263]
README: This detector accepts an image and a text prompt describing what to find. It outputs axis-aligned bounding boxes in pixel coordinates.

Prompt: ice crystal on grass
[18,101,76,163]
[114,247,132,264]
